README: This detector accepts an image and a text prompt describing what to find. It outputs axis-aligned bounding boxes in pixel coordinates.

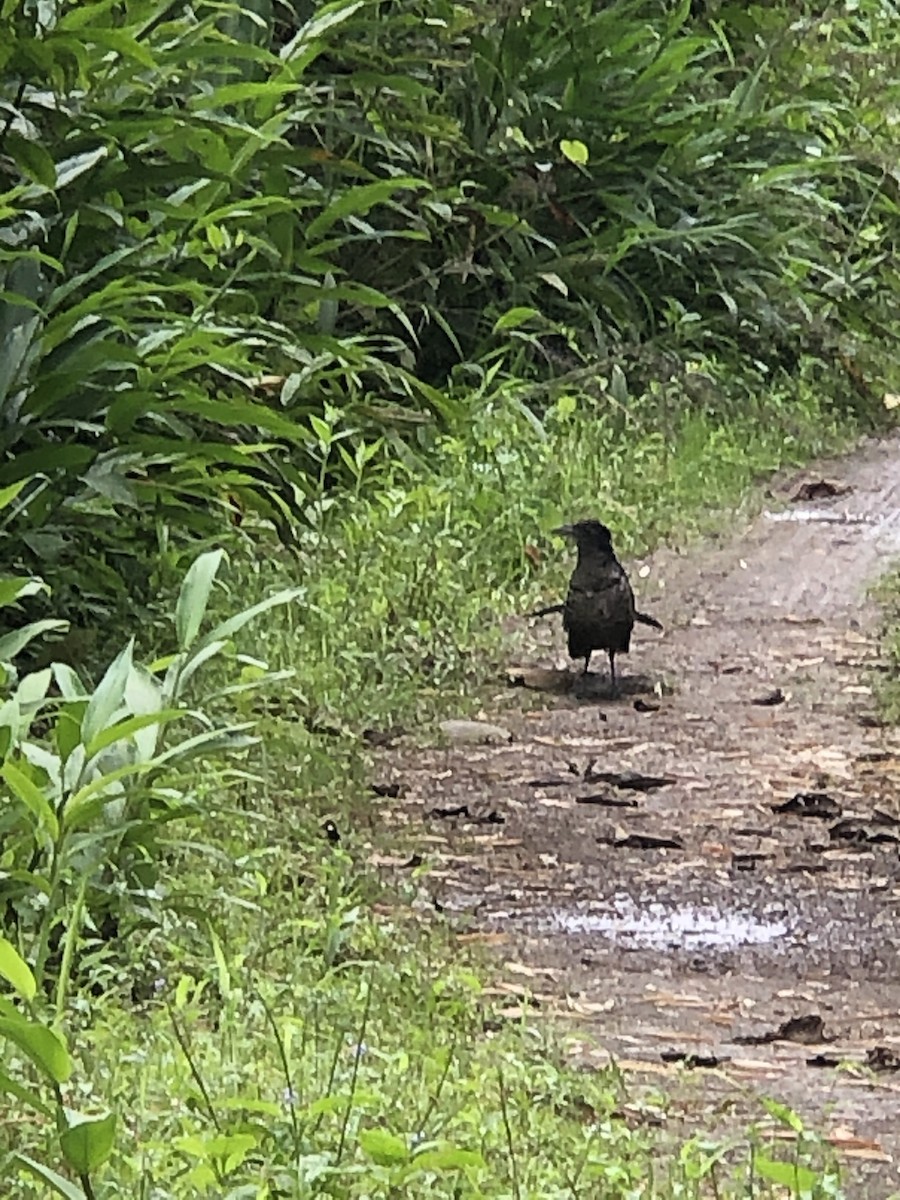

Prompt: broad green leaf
[754,1156,818,1192]
[15,1155,85,1200]
[1,760,59,840]
[538,272,569,296]
[306,177,428,241]
[81,641,134,745]
[202,588,304,649]
[153,725,257,768]
[0,620,69,663]
[190,81,302,109]
[54,146,108,191]
[78,28,155,67]
[51,664,87,701]
[85,710,182,762]
[62,760,154,832]
[0,1017,72,1082]
[176,550,226,651]
[0,577,47,608]
[358,1128,409,1166]
[60,1111,117,1175]
[171,640,228,693]
[6,133,57,189]
[160,396,307,439]
[760,1096,805,1133]
[279,0,364,66]
[0,480,31,511]
[493,307,540,333]
[55,702,86,765]
[559,138,589,165]
[174,1132,256,1171]
[16,667,52,709]
[0,939,36,1001]
[410,1145,485,1172]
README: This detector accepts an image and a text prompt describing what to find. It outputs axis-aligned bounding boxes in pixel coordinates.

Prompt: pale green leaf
[176,551,226,652]
[81,641,134,744]
[307,177,428,242]
[559,138,589,165]
[0,1017,72,1083]
[0,939,36,1001]
[493,307,540,333]
[15,1155,85,1200]
[60,1111,117,1175]
[1,760,59,840]
[0,620,69,663]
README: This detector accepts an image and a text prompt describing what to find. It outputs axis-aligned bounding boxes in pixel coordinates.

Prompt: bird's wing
[564,572,634,628]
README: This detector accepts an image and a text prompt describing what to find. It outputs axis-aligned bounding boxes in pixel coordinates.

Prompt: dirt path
[379,435,900,1196]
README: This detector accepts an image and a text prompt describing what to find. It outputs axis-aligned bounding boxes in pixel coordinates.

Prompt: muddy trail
[375,435,900,1196]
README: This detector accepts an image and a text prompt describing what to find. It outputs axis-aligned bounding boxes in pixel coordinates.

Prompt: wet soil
[377,435,900,1196]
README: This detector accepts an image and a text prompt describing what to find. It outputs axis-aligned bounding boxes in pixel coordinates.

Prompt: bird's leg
[582,652,592,676]
[608,650,618,697]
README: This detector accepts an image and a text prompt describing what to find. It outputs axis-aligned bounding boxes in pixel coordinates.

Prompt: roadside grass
[5,372,864,1197]
[872,569,900,724]
[237,370,859,734]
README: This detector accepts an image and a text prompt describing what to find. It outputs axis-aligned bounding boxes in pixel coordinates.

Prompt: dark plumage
[534,520,662,693]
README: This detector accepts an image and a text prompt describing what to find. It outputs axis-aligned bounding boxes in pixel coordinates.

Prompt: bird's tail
[635,610,663,631]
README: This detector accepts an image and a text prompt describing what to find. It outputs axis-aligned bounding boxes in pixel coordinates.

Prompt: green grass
[4,368,866,1197]
[231,365,861,734]
[872,569,900,723]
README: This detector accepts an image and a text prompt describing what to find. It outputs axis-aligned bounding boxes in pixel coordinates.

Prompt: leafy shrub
[1,0,896,613]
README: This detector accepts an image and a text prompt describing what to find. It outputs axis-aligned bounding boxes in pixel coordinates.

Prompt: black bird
[532,520,662,694]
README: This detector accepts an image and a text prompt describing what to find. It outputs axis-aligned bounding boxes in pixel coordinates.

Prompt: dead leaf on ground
[428,803,471,820]
[362,725,406,747]
[371,781,404,798]
[830,818,900,845]
[735,1014,830,1046]
[866,1045,900,1072]
[608,831,685,851]
[660,1050,726,1069]
[826,1126,891,1161]
[772,792,842,820]
[732,851,772,871]
[751,688,786,707]
[806,1053,841,1068]
[790,478,853,501]
[576,792,640,809]
[585,768,677,792]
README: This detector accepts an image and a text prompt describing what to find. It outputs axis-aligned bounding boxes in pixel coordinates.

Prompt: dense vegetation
[1,0,898,1194]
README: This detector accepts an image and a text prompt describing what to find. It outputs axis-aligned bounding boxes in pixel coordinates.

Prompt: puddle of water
[763,509,871,525]
[491,896,790,952]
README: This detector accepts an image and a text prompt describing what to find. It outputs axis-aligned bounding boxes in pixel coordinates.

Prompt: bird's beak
[551,524,575,538]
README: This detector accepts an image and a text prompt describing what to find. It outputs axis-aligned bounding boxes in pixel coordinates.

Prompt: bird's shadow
[573,671,656,703]
[520,668,657,703]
